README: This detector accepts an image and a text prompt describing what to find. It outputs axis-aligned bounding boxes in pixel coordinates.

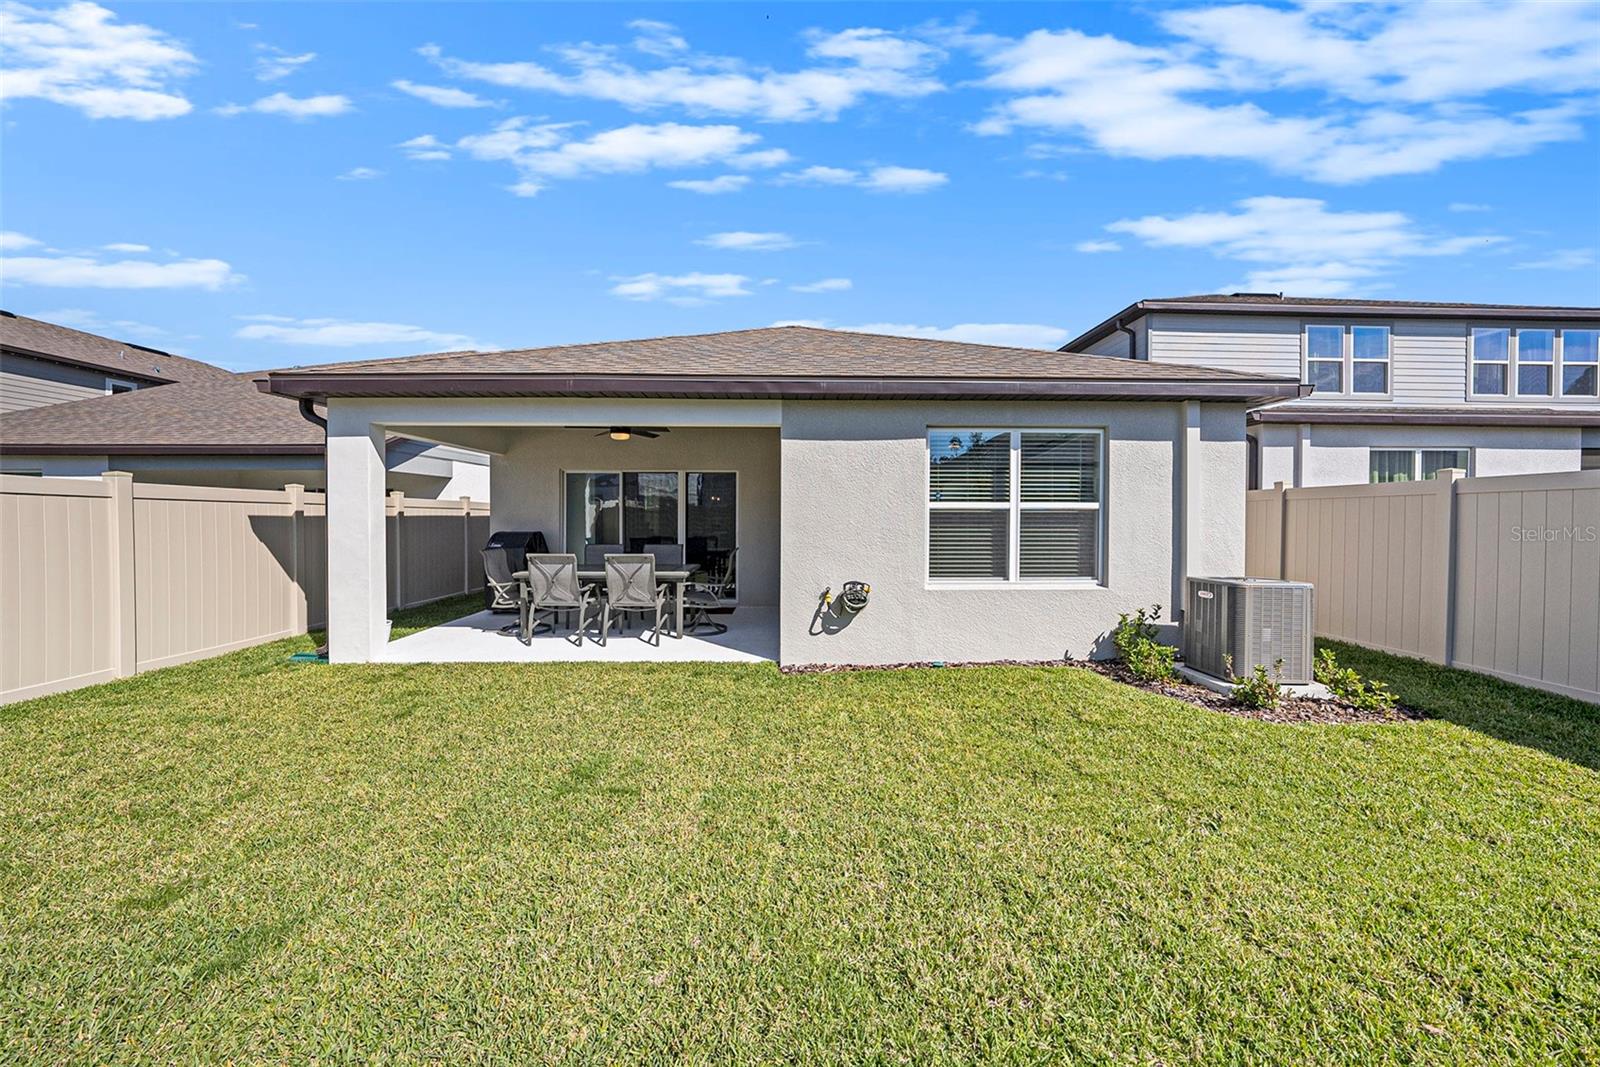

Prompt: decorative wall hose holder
[837,581,871,614]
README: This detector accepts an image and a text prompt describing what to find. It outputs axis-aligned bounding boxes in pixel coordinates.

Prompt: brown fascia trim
[0,443,326,456]
[257,372,1307,406]
[0,342,178,386]
[1249,407,1600,428]
[1062,300,1600,353]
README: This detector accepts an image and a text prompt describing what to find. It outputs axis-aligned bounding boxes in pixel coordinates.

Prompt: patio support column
[326,403,388,663]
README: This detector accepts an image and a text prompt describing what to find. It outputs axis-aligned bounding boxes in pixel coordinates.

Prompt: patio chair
[523,553,600,644]
[683,547,738,635]
[601,554,668,645]
[583,543,624,568]
[643,543,685,568]
[480,548,528,637]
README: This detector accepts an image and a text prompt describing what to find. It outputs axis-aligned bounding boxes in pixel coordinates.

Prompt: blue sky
[1,1,1597,371]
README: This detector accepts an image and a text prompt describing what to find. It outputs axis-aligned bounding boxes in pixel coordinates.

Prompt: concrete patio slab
[382,607,777,663]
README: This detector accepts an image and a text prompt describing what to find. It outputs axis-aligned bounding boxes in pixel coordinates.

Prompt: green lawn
[2,598,1596,1064]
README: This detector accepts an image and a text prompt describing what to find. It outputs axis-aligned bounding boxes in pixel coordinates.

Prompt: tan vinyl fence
[1,473,489,704]
[1246,469,1600,704]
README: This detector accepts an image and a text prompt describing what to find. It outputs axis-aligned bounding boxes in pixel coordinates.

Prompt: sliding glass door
[564,469,737,594]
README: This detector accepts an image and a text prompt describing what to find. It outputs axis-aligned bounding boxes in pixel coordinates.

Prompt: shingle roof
[0,374,325,455]
[0,310,236,384]
[1063,294,1600,352]
[261,325,1303,405]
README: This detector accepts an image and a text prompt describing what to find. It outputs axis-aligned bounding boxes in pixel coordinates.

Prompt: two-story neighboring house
[0,311,490,499]
[1064,295,1600,487]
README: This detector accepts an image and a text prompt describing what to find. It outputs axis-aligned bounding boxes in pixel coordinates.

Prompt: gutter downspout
[1117,318,1139,360]
[297,397,328,430]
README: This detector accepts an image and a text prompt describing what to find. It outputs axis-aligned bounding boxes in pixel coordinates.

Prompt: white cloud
[609,272,751,305]
[398,133,452,161]
[1512,248,1596,271]
[0,231,42,250]
[337,167,383,181]
[29,306,168,337]
[255,48,315,82]
[666,174,749,194]
[775,163,947,193]
[780,319,1070,349]
[629,19,688,58]
[0,0,196,119]
[696,231,797,252]
[965,2,1598,183]
[215,92,353,119]
[441,118,788,196]
[390,79,496,108]
[789,277,852,293]
[234,315,479,349]
[1104,195,1505,297]
[418,25,941,122]
[1448,202,1492,212]
[1073,239,1120,254]
[101,242,150,252]
[1,242,240,290]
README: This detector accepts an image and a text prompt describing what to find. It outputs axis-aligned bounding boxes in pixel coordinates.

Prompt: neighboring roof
[0,374,325,455]
[1062,294,1600,353]
[0,310,236,385]
[260,325,1306,405]
[1249,404,1600,428]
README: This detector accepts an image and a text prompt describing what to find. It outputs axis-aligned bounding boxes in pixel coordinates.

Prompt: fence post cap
[101,470,133,481]
[1272,481,1286,491]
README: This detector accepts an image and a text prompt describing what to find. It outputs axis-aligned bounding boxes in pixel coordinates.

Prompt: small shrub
[1113,604,1176,682]
[1314,648,1398,711]
[1228,655,1283,710]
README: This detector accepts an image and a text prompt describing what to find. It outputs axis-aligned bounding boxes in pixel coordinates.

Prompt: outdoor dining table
[513,568,694,639]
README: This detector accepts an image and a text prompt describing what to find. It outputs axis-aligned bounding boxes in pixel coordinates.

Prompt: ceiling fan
[565,426,672,441]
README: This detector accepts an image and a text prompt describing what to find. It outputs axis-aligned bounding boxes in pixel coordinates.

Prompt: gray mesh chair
[481,548,528,636]
[523,553,599,644]
[601,554,668,645]
[644,543,684,568]
[583,543,624,568]
[684,547,737,635]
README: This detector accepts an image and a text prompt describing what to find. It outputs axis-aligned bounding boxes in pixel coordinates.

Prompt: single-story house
[0,312,489,498]
[259,326,1303,667]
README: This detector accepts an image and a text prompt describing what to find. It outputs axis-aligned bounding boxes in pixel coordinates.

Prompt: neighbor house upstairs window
[928,429,1102,584]
[1471,327,1510,395]
[1305,325,1343,394]
[1304,324,1388,395]
[1518,329,1555,396]
[1564,329,1599,397]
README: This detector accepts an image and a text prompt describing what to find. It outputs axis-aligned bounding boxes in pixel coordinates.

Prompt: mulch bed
[782,658,1423,725]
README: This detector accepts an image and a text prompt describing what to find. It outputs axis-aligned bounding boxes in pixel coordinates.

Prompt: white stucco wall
[489,426,780,606]
[778,400,1246,666]
[1253,422,1584,487]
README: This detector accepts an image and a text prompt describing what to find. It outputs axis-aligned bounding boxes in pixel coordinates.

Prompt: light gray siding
[0,352,125,413]
[1145,313,1302,377]
[1082,330,1130,357]
[1391,320,1467,405]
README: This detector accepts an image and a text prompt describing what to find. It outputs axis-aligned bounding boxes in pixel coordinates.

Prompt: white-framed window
[1517,329,1555,396]
[1562,328,1598,397]
[105,378,138,395]
[1368,448,1470,483]
[1305,325,1343,394]
[927,429,1103,585]
[1303,324,1390,396]
[1470,327,1511,396]
[1471,325,1599,400]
